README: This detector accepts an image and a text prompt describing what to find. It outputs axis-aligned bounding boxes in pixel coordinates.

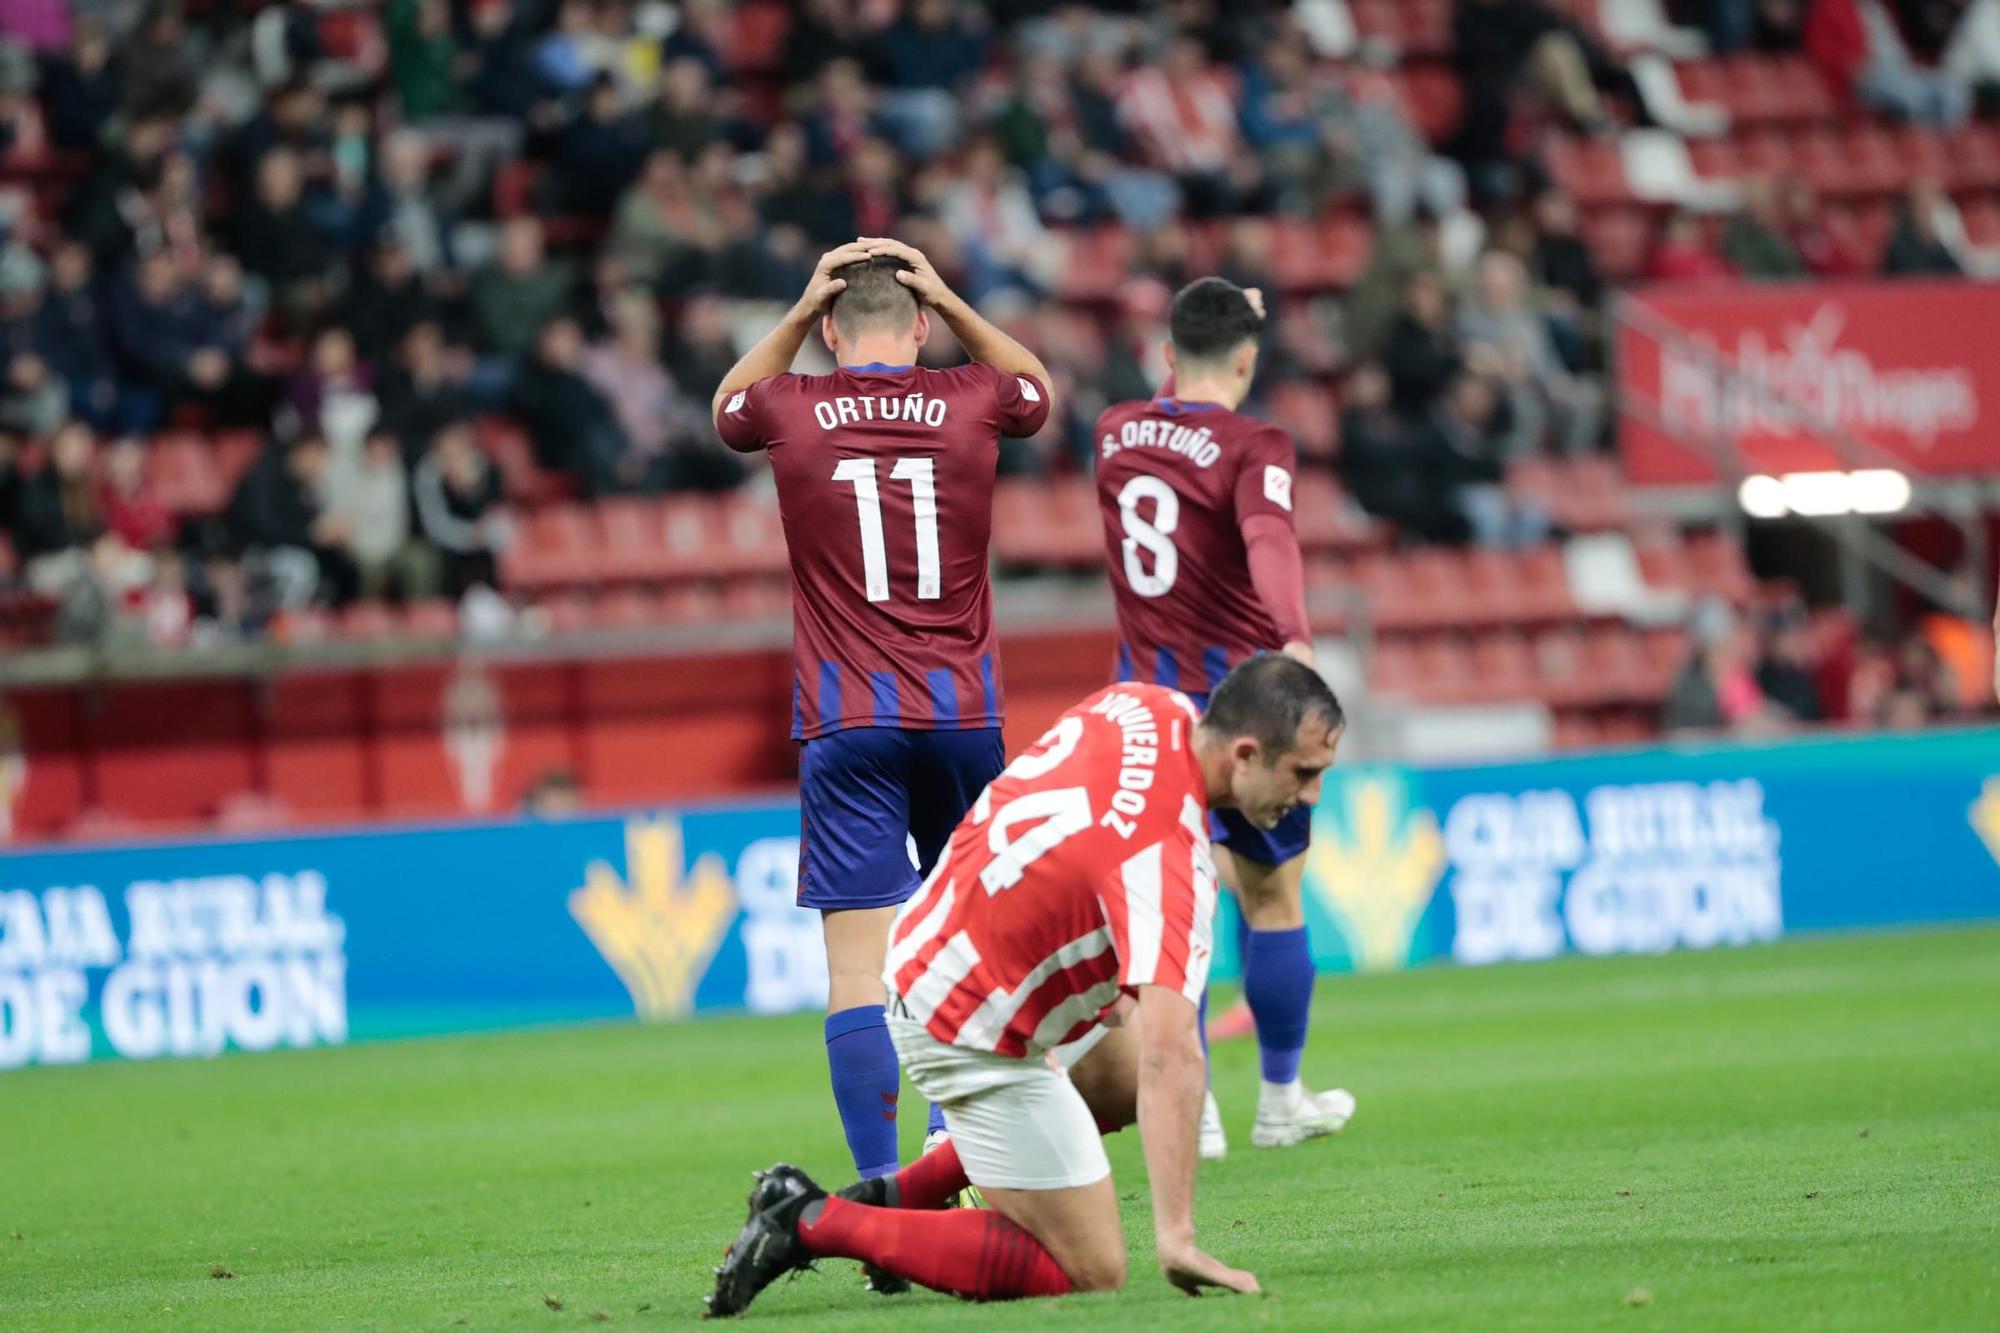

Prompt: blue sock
[824,1005,900,1178]
[926,1100,947,1136]
[1243,926,1314,1086]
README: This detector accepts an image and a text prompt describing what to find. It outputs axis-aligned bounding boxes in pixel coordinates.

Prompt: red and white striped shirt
[884,683,1219,1058]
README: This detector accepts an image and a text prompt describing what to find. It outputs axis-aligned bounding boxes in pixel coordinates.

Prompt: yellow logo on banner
[570,819,737,1018]
[1306,775,1447,972]
[1970,777,2000,869]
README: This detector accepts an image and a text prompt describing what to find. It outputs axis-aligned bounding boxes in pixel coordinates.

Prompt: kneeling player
[707,656,1343,1314]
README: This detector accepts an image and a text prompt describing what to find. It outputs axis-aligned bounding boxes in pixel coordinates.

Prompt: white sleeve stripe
[1118,841,1165,986]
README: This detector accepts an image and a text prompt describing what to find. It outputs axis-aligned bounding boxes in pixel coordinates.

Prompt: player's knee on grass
[984,1178,1127,1293]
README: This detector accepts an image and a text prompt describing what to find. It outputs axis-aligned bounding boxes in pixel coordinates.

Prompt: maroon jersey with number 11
[718,362,1051,739]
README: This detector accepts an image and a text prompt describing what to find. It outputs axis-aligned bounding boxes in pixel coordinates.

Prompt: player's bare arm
[860,236,1059,418]
[710,240,875,423]
[1135,984,1261,1296]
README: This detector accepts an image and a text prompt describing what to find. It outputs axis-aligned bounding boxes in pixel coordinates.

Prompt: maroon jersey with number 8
[718,362,1051,738]
[1093,397,1299,695]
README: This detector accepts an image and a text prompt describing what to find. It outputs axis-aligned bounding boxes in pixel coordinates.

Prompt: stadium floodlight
[1737,469,1913,518]
[1737,474,1788,519]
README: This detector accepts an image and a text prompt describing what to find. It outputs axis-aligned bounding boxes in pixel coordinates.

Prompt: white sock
[1259,1078,1304,1109]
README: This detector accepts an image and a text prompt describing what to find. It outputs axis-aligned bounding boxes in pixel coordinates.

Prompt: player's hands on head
[860,236,951,308]
[1159,1241,1261,1298]
[801,241,875,316]
[1281,640,1314,667]
[1244,287,1267,322]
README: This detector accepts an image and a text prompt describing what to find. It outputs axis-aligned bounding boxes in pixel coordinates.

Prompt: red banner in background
[1616,280,2000,484]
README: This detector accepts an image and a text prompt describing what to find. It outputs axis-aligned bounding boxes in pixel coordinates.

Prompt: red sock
[798,1197,1074,1300]
[893,1138,969,1209]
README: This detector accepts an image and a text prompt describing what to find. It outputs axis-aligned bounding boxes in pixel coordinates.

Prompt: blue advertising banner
[3,726,1998,1069]
[1288,725,2000,975]
[0,804,819,1070]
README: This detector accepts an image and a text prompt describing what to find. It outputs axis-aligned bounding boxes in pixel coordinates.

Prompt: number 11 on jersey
[834,457,941,603]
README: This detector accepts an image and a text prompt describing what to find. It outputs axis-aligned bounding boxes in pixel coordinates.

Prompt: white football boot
[1198,1090,1229,1161]
[1250,1081,1356,1149]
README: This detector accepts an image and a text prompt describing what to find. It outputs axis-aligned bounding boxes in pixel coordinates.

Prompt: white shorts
[887,1014,1111,1191]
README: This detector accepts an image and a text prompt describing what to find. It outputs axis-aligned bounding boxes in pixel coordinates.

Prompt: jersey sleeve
[990,364,1053,439]
[714,376,778,453]
[1105,795,1218,1003]
[1231,424,1300,528]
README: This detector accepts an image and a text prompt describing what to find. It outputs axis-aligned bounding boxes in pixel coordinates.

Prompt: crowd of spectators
[0,0,1992,663]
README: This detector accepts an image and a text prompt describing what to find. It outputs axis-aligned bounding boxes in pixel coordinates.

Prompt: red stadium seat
[501,503,595,591]
[338,602,397,640]
[716,494,790,580]
[1468,629,1538,702]
[1579,207,1653,282]
[147,433,226,515]
[401,600,460,639]
[1410,634,1476,704]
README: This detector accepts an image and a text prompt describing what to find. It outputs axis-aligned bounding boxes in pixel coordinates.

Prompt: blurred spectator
[371,131,451,278]
[507,315,627,495]
[327,427,433,599]
[284,326,377,456]
[97,435,173,553]
[1424,372,1548,548]
[1754,603,1823,720]
[1528,189,1601,373]
[0,242,68,437]
[469,218,576,360]
[1806,0,1972,126]
[1344,206,1448,361]
[871,0,988,158]
[225,433,362,606]
[377,319,473,463]
[38,15,119,150]
[610,149,708,288]
[1883,179,1966,274]
[1645,208,1737,282]
[1117,34,1263,217]
[664,294,741,409]
[341,237,439,361]
[1723,178,1807,279]
[939,137,1062,301]
[1665,600,1784,733]
[1458,250,1603,455]
[1782,177,1869,275]
[234,147,334,330]
[557,73,646,216]
[34,241,127,433]
[12,421,103,593]
[412,421,505,597]
[1337,359,1472,544]
[1381,270,1463,418]
[644,56,718,164]
[579,287,677,490]
[803,57,881,169]
[384,0,460,122]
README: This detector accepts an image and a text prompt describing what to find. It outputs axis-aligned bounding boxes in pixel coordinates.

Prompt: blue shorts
[797,726,1006,912]
[1179,687,1312,867]
[1211,804,1312,867]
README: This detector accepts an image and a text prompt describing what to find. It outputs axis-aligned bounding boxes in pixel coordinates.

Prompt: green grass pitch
[3,926,1997,1330]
